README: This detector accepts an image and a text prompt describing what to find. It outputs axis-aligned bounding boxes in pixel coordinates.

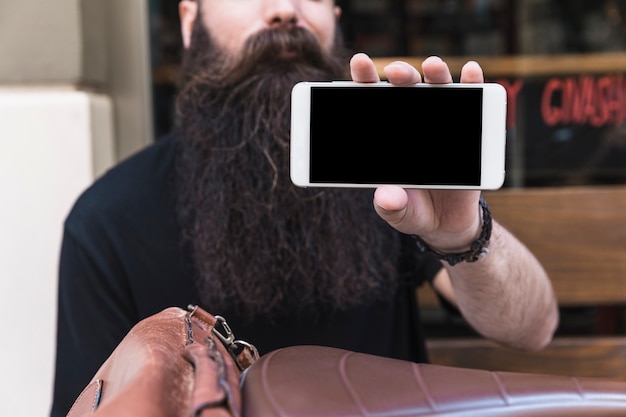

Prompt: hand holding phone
[290,81,507,190]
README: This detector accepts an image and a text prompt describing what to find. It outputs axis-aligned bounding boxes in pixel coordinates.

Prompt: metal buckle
[186,306,260,371]
[212,315,260,371]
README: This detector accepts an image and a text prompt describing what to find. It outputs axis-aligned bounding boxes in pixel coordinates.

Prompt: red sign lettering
[541,74,626,127]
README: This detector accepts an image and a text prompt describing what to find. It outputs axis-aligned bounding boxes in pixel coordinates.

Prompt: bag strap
[184,305,259,417]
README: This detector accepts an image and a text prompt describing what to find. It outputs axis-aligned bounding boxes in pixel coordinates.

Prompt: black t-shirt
[49,132,443,417]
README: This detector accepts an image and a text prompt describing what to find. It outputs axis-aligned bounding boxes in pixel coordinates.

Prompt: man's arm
[431,223,558,351]
[350,53,559,351]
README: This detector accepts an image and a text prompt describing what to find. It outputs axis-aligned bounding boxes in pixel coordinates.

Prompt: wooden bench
[420,185,626,380]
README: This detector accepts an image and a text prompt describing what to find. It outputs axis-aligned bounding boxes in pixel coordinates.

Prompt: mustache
[178,25,345,97]
[177,23,348,127]
[240,26,328,66]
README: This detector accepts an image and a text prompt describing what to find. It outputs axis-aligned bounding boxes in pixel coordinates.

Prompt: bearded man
[50,1,558,416]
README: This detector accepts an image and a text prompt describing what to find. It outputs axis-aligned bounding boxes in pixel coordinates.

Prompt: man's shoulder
[65,132,179,231]
[104,131,178,185]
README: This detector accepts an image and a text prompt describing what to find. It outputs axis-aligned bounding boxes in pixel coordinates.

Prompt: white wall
[0,90,114,416]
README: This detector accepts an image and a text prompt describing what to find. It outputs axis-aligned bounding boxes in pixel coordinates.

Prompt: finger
[350,53,380,83]
[383,61,422,86]
[460,61,484,84]
[373,186,417,235]
[374,185,409,213]
[421,56,453,84]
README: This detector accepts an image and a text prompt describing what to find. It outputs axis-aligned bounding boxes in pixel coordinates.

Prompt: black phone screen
[309,86,483,185]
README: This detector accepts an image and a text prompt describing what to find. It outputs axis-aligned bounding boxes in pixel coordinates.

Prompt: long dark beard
[174,22,405,321]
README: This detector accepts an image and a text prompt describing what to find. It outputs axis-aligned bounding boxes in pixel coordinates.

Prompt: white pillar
[0,1,152,415]
[0,90,114,416]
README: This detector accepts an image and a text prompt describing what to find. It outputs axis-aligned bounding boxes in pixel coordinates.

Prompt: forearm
[444,221,559,351]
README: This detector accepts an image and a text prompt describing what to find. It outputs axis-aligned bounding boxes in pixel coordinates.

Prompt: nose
[263,0,299,28]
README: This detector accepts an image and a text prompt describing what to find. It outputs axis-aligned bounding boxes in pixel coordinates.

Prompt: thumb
[373,186,413,234]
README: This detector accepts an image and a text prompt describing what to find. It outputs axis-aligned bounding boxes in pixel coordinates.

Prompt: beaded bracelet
[413,195,492,266]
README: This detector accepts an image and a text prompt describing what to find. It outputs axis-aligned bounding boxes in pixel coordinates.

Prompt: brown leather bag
[66,306,626,417]
[66,305,258,417]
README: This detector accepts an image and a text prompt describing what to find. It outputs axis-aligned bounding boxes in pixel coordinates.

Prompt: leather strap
[183,305,259,417]
[183,305,247,417]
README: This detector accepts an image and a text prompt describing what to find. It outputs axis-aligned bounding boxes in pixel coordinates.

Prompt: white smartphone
[290,81,507,190]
